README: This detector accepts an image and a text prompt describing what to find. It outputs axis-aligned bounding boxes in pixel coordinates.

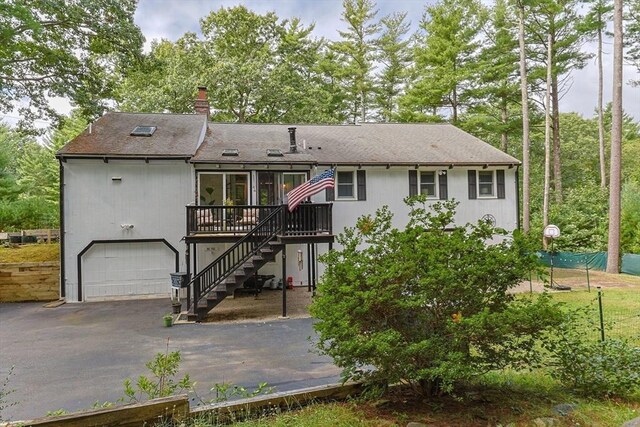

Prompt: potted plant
[163,313,173,327]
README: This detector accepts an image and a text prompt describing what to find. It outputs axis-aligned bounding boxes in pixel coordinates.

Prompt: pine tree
[331,0,380,123]
[524,0,591,202]
[403,0,485,124]
[465,0,521,153]
[606,0,623,273]
[374,12,411,122]
[582,0,613,188]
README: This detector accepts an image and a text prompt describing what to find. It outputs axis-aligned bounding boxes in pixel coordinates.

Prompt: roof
[192,124,317,164]
[57,112,207,158]
[192,123,519,165]
[59,113,520,166]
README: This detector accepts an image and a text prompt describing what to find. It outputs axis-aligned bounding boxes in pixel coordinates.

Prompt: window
[283,173,307,195]
[478,171,495,197]
[419,171,437,197]
[337,171,355,198]
[468,170,504,200]
[327,169,366,201]
[130,126,156,137]
[199,172,249,206]
[410,170,447,200]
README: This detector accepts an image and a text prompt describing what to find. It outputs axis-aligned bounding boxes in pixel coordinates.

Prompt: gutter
[59,158,65,299]
[56,155,192,163]
[516,165,521,231]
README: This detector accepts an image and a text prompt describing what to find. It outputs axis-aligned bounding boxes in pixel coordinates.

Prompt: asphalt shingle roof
[57,112,206,158]
[59,113,520,166]
[192,123,519,165]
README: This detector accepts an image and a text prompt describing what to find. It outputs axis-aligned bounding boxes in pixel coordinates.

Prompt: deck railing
[187,206,284,313]
[186,203,332,237]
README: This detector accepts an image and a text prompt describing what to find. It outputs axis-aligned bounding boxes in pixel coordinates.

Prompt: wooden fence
[0,229,60,244]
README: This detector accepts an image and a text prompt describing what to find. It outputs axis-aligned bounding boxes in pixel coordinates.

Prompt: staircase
[185,206,284,321]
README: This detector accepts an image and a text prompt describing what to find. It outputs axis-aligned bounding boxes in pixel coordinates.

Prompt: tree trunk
[551,73,562,202]
[606,0,623,274]
[597,14,607,189]
[519,4,531,234]
[543,33,553,249]
[452,85,458,124]
[501,104,508,153]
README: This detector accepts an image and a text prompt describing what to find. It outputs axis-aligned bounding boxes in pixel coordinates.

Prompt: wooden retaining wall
[0,262,60,302]
[18,383,364,427]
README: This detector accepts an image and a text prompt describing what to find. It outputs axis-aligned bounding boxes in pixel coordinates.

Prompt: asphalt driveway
[0,299,341,422]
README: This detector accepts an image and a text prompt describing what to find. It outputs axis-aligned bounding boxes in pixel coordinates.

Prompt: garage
[81,241,178,300]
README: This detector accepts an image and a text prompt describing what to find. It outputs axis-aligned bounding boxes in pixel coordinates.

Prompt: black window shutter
[357,170,366,201]
[468,170,477,199]
[439,171,448,200]
[326,187,334,201]
[497,170,505,199]
[409,170,418,196]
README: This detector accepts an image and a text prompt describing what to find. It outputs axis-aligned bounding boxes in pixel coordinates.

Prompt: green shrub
[311,198,565,396]
[123,347,193,402]
[545,309,640,398]
[0,198,58,231]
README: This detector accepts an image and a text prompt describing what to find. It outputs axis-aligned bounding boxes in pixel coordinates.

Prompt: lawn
[0,243,60,263]
[184,377,640,427]
[550,287,640,344]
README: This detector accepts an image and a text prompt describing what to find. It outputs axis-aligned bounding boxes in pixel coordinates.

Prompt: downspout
[58,158,66,299]
[515,165,521,231]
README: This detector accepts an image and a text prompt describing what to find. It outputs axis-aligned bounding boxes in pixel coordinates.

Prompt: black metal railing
[283,203,333,236]
[186,203,332,237]
[187,205,279,235]
[186,206,284,313]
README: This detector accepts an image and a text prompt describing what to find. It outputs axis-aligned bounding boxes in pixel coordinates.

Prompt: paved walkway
[0,299,341,421]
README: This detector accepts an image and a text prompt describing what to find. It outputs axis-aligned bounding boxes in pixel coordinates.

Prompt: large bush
[544,309,640,398]
[311,198,564,396]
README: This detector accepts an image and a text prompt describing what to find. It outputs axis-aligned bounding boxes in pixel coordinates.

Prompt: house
[57,87,520,320]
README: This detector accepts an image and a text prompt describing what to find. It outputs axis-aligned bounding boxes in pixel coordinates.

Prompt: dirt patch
[203,286,313,323]
[512,267,640,293]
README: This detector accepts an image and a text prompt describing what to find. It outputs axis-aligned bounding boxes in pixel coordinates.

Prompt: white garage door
[83,242,175,299]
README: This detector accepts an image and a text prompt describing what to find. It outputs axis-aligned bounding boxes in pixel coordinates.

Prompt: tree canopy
[0,0,143,129]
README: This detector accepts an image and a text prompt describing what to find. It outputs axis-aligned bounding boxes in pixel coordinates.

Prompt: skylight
[266,149,283,157]
[222,149,239,156]
[130,126,156,137]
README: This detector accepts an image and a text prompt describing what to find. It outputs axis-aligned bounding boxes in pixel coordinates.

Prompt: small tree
[311,198,563,396]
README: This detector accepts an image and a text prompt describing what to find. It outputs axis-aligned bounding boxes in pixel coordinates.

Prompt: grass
[550,288,640,344]
[174,379,639,427]
[0,243,60,263]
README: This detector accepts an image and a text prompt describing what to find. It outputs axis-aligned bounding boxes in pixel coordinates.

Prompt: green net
[536,251,640,276]
[621,254,640,276]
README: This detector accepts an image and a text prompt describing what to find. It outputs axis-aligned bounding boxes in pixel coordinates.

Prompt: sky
[130,0,639,121]
[2,0,638,129]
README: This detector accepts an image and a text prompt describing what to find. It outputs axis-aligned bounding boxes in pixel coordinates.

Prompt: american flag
[287,168,335,212]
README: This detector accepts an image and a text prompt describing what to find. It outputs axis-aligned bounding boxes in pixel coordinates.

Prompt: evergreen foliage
[311,198,564,396]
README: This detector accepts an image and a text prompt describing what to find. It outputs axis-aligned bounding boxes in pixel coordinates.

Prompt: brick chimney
[194,86,210,118]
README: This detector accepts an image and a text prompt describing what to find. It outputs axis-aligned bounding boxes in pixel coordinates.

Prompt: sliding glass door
[199,173,249,206]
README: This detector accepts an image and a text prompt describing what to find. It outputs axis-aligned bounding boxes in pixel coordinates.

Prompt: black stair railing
[186,205,284,313]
